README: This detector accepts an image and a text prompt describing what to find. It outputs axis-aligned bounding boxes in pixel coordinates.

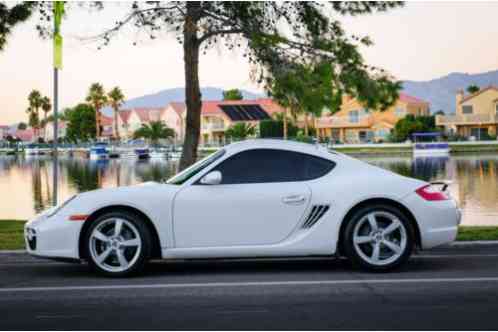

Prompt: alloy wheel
[352,211,407,266]
[89,218,142,273]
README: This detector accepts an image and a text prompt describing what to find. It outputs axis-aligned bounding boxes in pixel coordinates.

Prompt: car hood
[72,181,181,213]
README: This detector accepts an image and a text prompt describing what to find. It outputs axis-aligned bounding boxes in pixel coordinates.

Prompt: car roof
[223,139,335,159]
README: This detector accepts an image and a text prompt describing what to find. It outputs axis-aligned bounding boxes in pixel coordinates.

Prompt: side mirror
[200,171,222,185]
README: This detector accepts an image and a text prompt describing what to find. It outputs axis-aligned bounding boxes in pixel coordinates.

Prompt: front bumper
[24,211,82,260]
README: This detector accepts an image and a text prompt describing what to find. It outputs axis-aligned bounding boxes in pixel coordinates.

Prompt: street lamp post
[52,2,63,206]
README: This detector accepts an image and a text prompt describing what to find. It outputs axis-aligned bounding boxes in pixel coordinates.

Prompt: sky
[2,1,498,124]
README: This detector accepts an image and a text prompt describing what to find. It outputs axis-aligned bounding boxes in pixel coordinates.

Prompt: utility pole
[52,2,63,206]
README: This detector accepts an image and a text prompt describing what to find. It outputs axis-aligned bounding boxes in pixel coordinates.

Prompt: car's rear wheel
[84,211,152,277]
[343,204,415,271]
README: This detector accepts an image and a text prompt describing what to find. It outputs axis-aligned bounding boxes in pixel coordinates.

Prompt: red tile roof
[130,108,164,123]
[168,102,186,116]
[398,93,429,105]
[118,110,132,124]
[459,85,498,104]
[100,115,114,126]
[199,98,285,117]
[15,129,34,142]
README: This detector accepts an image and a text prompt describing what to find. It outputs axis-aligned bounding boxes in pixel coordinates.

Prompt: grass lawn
[456,226,498,241]
[0,220,25,250]
[0,220,498,250]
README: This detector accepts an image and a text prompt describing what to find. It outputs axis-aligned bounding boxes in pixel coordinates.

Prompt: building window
[395,107,405,117]
[375,129,389,138]
[471,127,488,140]
[495,103,498,115]
[462,105,473,114]
[349,110,359,123]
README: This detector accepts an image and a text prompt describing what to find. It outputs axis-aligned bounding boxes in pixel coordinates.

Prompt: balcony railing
[201,122,226,131]
[315,115,373,128]
[436,114,498,125]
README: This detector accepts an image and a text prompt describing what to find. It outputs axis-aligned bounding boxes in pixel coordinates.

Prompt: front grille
[301,205,330,229]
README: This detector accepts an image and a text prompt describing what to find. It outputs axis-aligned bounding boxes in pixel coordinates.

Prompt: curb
[0,250,26,254]
[449,240,498,247]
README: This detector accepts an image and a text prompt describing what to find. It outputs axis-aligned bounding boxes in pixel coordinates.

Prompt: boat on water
[150,148,167,159]
[120,147,151,160]
[134,148,150,160]
[24,144,46,156]
[412,132,450,156]
[89,143,110,160]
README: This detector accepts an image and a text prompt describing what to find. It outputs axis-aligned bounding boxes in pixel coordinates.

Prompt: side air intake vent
[301,205,330,229]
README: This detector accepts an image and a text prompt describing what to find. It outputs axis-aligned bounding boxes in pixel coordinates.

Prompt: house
[162,102,186,143]
[43,121,67,142]
[188,98,285,145]
[436,86,498,139]
[0,125,9,140]
[14,128,35,142]
[117,107,165,140]
[315,93,430,143]
[100,115,115,139]
[113,98,285,144]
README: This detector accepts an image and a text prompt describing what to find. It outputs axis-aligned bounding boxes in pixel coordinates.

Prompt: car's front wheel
[84,211,152,277]
[343,204,415,271]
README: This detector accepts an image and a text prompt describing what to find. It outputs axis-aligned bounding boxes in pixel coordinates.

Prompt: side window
[303,154,335,180]
[210,149,335,184]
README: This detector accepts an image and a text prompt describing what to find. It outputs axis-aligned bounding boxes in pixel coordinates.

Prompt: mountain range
[101,87,263,116]
[103,69,498,116]
[401,69,498,114]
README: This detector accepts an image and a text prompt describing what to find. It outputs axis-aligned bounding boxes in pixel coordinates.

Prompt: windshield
[166,149,226,185]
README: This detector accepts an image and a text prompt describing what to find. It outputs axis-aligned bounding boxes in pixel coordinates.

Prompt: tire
[343,204,415,272]
[83,211,152,277]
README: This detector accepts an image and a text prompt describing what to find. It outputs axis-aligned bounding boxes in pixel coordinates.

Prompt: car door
[173,149,313,248]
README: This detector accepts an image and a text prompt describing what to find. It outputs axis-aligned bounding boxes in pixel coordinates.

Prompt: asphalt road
[1,245,498,330]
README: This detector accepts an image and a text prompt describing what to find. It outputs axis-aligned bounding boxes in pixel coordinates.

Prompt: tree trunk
[313,114,319,141]
[113,107,120,141]
[95,108,100,139]
[44,112,48,141]
[179,4,202,171]
[304,113,309,136]
[283,108,288,140]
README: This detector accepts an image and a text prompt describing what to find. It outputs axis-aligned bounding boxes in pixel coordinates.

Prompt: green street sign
[53,2,64,69]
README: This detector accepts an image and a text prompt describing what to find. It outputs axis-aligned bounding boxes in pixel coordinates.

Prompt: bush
[259,119,298,138]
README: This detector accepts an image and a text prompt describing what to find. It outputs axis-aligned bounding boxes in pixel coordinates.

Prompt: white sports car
[25,140,460,276]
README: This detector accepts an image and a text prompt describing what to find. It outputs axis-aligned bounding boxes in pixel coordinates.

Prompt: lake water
[1,153,497,225]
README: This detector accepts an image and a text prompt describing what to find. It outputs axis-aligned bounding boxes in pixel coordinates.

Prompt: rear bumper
[402,193,460,249]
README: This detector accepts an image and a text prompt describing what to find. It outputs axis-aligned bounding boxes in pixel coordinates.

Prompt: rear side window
[208,149,335,185]
[304,154,336,180]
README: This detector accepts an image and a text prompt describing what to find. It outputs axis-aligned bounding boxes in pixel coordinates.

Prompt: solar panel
[218,104,271,122]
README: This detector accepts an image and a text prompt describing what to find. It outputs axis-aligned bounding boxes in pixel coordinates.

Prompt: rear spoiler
[430,181,452,191]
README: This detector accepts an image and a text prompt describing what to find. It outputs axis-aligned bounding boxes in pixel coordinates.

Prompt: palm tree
[466,85,480,95]
[107,87,125,141]
[225,122,256,141]
[86,83,107,138]
[28,90,43,139]
[133,121,175,146]
[40,96,51,139]
[26,107,39,139]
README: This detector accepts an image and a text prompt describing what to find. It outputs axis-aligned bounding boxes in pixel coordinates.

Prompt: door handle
[282,194,306,205]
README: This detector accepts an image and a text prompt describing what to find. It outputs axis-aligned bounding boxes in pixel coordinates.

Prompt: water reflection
[0,153,497,225]
[362,153,498,226]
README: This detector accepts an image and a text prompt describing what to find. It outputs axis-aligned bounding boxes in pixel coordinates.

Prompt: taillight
[415,184,449,201]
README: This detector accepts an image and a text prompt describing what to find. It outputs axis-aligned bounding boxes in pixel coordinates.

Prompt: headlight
[46,195,77,218]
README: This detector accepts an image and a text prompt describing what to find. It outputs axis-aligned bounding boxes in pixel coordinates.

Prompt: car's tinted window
[210,148,335,184]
